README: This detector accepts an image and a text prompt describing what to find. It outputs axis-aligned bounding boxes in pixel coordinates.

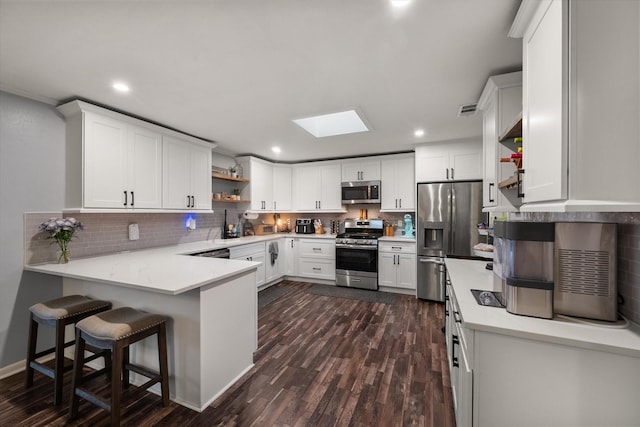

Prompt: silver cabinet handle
[312,267,321,271]
[446,168,449,180]
[451,168,454,180]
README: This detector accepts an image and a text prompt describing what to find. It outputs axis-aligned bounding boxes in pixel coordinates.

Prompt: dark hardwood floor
[0,281,455,426]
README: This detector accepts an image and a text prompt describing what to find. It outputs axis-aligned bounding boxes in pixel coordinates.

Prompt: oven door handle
[336,244,378,250]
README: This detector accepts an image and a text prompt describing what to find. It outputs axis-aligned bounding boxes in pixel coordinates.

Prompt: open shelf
[212,172,250,183]
[498,175,518,189]
[499,113,522,142]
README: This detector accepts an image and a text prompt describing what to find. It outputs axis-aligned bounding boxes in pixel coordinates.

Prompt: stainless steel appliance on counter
[295,218,315,234]
[554,222,617,321]
[417,181,484,302]
[335,219,384,290]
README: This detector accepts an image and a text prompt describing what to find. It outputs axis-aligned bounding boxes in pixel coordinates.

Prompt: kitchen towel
[268,241,279,266]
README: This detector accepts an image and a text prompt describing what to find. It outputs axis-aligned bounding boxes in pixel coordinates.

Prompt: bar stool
[25,295,112,405]
[69,307,170,426]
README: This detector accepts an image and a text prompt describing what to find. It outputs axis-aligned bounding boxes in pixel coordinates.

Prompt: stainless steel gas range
[335,219,384,291]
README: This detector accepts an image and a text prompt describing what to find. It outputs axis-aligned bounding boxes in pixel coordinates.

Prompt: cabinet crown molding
[57,100,216,149]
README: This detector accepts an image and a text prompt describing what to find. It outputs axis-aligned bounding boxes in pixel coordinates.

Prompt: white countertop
[445,258,640,358]
[378,236,416,243]
[24,233,336,295]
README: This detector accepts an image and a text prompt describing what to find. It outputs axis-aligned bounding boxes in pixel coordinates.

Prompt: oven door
[336,245,378,273]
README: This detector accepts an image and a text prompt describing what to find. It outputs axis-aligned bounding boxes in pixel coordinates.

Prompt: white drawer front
[299,240,335,259]
[299,258,336,280]
[379,241,415,253]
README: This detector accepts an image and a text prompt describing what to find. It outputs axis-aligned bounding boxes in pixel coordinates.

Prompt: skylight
[292,110,369,138]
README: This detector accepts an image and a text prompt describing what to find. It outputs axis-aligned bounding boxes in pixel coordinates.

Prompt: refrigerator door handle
[419,258,445,265]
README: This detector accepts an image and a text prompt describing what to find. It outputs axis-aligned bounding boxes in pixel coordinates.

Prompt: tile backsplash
[512,212,640,324]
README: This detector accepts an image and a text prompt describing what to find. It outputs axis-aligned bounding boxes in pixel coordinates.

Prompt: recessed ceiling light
[293,110,369,138]
[272,146,281,153]
[414,129,425,137]
[112,82,130,93]
[391,0,410,7]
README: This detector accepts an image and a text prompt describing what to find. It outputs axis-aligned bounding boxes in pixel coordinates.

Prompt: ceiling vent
[457,103,478,117]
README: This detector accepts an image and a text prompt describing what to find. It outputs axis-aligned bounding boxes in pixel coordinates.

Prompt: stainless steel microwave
[341,180,381,204]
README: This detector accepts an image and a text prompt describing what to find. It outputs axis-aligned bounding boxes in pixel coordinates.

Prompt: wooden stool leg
[111,342,123,427]
[25,315,38,388]
[53,318,66,405]
[158,323,170,406]
[122,345,130,389]
[69,329,85,420]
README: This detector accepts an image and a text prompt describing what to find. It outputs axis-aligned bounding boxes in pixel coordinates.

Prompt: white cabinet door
[449,143,483,180]
[188,143,212,210]
[482,100,498,208]
[415,147,450,182]
[284,238,298,276]
[319,164,342,210]
[381,157,415,211]
[295,164,341,211]
[396,253,416,289]
[415,141,482,183]
[298,258,335,280]
[265,238,284,283]
[247,158,273,211]
[378,252,396,288]
[395,157,415,210]
[162,136,190,209]
[127,125,162,209]
[341,160,381,182]
[294,165,322,210]
[83,112,128,208]
[522,0,566,204]
[272,165,292,211]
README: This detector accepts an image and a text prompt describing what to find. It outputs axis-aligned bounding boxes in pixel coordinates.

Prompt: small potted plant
[233,188,241,200]
[228,166,237,178]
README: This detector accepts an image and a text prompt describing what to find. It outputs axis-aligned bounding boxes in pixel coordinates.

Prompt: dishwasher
[189,248,230,259]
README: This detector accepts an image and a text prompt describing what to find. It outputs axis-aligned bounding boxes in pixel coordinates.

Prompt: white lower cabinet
[284,238,298,276]
[296,239,335,281]
[230,243,266,288]
[446,284,640,427]
[378,241,416,290]
[265,238,284,284]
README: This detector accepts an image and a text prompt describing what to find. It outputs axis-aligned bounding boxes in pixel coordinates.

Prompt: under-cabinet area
[445,258,640,427]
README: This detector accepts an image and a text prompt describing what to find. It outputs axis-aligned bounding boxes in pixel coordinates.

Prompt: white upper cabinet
[58,100,214,212]
[78,111,162,209]
[240,157,274,212]
[293,162,343,211]
[272,165,292,212]
[477,72,523,212]
[510,0,640,211]
[341,159,381,182]
[380,154,415,211]
[415,140,482,183]
[162,136,212,210]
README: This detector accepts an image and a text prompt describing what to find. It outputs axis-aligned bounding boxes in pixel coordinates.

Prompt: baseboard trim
[0,354,55,380]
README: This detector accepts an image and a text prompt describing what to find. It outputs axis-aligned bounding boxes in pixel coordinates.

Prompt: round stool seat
[30,295,112,321]
[76,307,166,342]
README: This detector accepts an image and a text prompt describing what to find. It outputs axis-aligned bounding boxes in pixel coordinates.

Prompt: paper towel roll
[243,211,259,220]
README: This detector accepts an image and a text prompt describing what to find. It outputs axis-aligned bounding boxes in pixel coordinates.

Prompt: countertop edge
[446,258,640,359]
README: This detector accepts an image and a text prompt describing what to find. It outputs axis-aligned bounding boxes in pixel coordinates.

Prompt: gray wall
[0,91,65,368]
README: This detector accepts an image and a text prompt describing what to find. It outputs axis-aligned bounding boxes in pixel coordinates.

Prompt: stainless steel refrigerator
[416,181,484,301]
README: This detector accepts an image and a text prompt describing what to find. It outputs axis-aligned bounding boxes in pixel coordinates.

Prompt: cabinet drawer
[379,241,415,253]
[299,239,335,259]
[229,242,266,259]
[299,258,336,280]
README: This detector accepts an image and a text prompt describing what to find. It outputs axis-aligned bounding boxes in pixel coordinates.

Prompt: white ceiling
[0,0,523,163]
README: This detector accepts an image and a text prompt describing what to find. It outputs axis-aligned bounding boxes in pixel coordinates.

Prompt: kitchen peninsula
[24,242,261,412]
